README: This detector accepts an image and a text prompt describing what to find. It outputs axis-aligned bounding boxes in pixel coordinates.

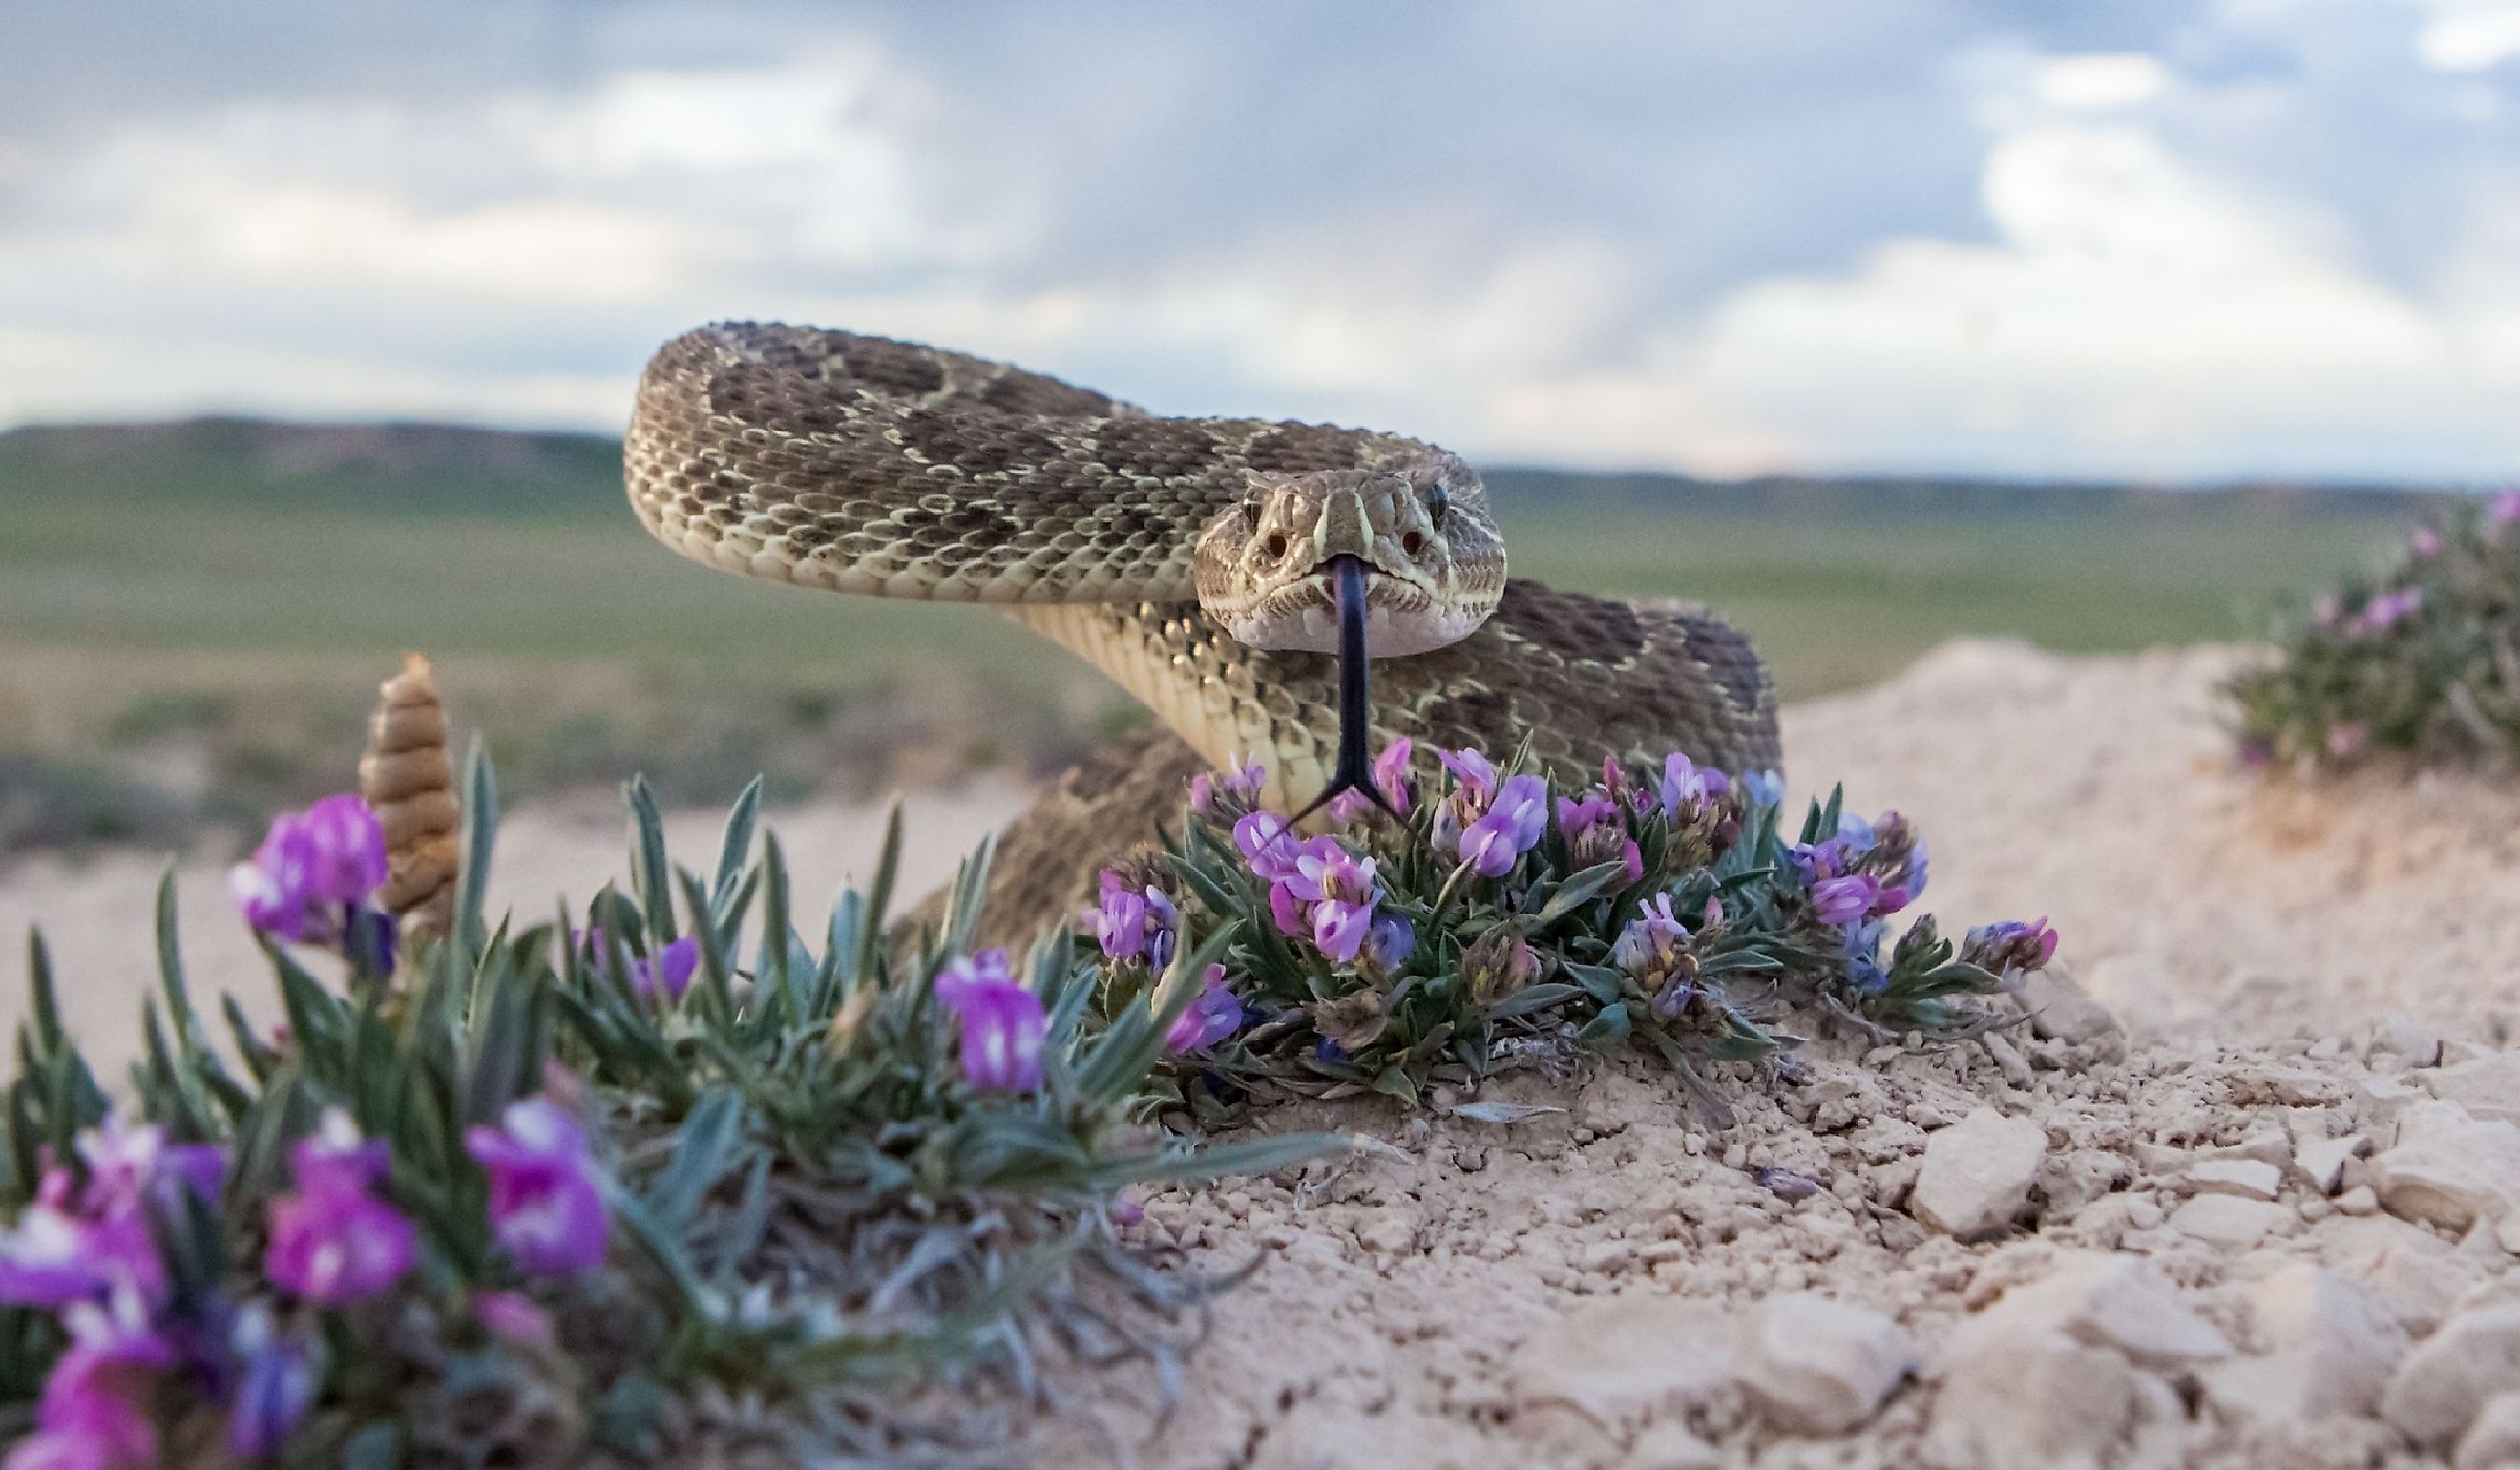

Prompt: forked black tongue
[1286,554,1399,827]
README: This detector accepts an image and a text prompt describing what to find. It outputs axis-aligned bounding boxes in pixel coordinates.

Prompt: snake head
[1193,452,1505,656]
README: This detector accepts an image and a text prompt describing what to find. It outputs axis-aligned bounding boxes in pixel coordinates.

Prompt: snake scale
[625,323,1780,947]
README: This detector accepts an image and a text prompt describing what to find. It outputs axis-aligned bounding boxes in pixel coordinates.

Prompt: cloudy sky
[6,0,2520,483]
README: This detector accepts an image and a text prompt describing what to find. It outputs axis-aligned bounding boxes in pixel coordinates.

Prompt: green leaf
[856,800,904,982]
[1532,860,1631,929]
[1559,962,1627,1005]
[943,832,998,957]
[1576,1002,1631,1044]
[759,831,796,1012]
[676,869,740,1027]
[26,931,62,1054]
[625,775,677,950]
[708,777,763,919]
[646,1087,748,1229]
[341,1420,406,1470]
[452,737,500,956]
[1482,981,1581,1020]
[1370,1066,1419,1105]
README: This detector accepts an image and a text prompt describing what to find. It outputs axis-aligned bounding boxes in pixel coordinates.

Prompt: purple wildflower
[1327,788,1378,826]
[934,951,1046,1092]
[1794,839,1881,926]
[2353,586,2422,636]
[1742,769,1785,809]
[465,1099,610,1277]
[0,1120,200,1310]
[227,796,388,943]
[1964,917,2062,975]
[0,1177,119,1309]
[2493,489,2520,532]
[1809,874,1879,926]
[1284,840,1384,963]
[1233,811,1304,884]
[1165,965,1243,1054]
[1190,755,1267,817]
[1435,747,1498,805]
[1373,738,1417,815]
[1657,752,1731,818]
[1559,788,1645,885]
[2411,525,2443,556]
[225,1306,318,1461]
[1859,811,1929,915]
[8,1291,172,1470]
[473,1290,556,1349]
[1457,773,1548,878]
[1610,892,1690,982]
[264,1113,414,1305]
[1366,913,1417,974]
[1087,871,1151,961]
[2327,721,2371,761]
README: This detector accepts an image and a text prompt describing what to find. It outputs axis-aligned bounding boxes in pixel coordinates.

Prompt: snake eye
[1425,484,1449,529]
[1241,499,1263,531]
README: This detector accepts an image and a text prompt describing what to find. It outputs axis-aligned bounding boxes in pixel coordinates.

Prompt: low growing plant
[0,752,1330,1468]
[1077,739,2059,1127]
[2231,489,2520,769]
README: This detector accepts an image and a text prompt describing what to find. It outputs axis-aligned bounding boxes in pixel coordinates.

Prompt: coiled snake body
[627,324,1780,945]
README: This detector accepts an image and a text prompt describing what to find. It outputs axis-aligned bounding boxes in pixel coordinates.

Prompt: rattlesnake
[624,323,1780,946]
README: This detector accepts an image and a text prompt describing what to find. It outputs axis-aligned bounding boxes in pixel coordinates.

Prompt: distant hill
[0,415,2447,524]
[0,417,622,518]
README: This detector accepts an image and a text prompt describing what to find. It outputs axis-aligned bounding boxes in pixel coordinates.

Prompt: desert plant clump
[1076,740,2058,1126]
[0,753,1334,1468]
[2229,489,2520,769]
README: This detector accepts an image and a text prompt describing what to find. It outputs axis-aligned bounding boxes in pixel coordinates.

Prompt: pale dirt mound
[7,643,2520,1468]
[1031,641,2520,1470]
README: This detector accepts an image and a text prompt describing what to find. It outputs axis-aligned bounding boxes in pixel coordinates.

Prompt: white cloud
[2414,0,2520,70]
[2035,53,2172,111]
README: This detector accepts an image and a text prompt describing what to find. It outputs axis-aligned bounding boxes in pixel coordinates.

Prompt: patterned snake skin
[626,323,1781,947]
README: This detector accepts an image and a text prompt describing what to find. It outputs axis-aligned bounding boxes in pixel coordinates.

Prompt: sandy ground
[7,640,2520,1468]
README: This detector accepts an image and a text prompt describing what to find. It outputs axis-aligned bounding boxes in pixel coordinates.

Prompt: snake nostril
[1264,532,1288,560]
[1401,531,1425,556]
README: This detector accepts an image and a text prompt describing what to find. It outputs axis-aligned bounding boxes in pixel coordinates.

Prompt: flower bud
[1461,926,1540,1007]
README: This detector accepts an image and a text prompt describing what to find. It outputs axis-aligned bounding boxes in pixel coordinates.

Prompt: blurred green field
[0,419,2425,850]
[0,423,2420,698]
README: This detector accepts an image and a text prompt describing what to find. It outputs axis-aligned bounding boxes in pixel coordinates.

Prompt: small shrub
[1079,740,2055,1127]
[2231,490,2520,769]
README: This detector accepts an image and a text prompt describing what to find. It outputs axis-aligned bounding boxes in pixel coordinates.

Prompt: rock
[2295,1135,2368,1195]
[2014,967,2120,1044]
[1354,1208,1418,1256]
[1512,1295,1737,1429]
[1622,1421,1721,1470]
[2186,1159,2282,1201]
[2381,1302,2520,1450]
[1912,1108,2048,1240]
[2370,1012,2446,1068]
[1929,1337,2138,1470]
[1736,1293,1916,1434]
[2425,1051,2520,1127]
[2337,1185,2380,1215]
[1931,1257,2222,1470]
[2169,1193,2290,1247]
[2204,1264,2404,1424]
[2368,1101,2520,1233]
[1949,1254,2231,1369]
[2356,1074,2426,1131]
[2457,1392,2520,1470]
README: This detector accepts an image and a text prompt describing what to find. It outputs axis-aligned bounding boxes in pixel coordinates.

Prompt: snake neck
[1006,603,1339,815]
